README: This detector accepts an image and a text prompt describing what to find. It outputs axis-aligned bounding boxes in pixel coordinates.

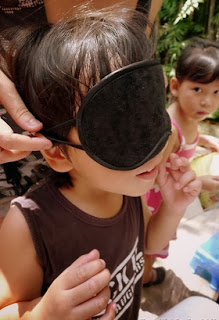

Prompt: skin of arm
[193,133,219,192]
[44,0,164,25]
[198,133,219,152]
[0,206,43,318]
[0,206,115,320]
[199,175,219,192]
[143,153,202,254]
[44,0,138,23]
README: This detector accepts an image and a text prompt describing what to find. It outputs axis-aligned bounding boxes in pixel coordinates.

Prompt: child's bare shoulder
[0,205,32,245]
[0,205,43,308]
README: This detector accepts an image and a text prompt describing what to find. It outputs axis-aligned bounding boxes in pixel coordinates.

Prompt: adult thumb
[0,70,42,132]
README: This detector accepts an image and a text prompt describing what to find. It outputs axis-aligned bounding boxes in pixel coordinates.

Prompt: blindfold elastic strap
[44,118,77,134]
[42,118,83,150]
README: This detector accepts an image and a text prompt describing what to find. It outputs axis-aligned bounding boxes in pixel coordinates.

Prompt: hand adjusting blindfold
[42,59,171,171]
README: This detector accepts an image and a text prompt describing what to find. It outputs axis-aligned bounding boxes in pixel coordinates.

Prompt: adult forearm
[44,0,137,24]
[145,201,184,254]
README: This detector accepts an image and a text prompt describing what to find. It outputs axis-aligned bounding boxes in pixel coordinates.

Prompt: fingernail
[87,249,99,259]
[28,118,42,127]
[41,142,53,149]
[100,259,106,267]
[112,302,117,311]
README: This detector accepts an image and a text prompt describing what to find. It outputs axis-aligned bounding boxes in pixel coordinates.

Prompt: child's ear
[41,146,73,172]
[169,77,180,98]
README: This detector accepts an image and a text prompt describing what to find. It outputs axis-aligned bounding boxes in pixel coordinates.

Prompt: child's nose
[200,96,211,107]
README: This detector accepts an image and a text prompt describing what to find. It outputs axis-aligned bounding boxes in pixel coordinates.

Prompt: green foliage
[157,0,218,81]
[207,109,219,122]
[213,11,219,26]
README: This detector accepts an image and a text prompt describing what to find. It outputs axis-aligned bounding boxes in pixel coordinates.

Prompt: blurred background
[140,1,219,317]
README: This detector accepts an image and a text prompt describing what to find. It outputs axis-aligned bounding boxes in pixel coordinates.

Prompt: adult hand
[0,70,52,163]
[38,249,116,320]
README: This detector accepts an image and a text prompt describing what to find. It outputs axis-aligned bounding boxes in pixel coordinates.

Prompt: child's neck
[168,101,198,143]
[60,180,123,219]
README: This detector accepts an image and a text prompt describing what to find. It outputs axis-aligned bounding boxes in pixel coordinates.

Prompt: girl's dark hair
[0,6,155,186]
[176,37,219,84]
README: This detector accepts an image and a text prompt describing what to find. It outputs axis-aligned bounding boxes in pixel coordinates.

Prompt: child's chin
[127,183,155,197]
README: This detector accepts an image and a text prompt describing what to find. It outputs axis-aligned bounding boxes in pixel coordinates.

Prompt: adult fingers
[0,119,52,151]
[0,132,52,151]
[0,70,42,132]
[0,149,31,164]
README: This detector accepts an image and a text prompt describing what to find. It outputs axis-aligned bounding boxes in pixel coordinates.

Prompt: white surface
[155,197,219,300]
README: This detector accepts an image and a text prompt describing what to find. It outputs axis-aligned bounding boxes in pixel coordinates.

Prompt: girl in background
[143,37,219,286]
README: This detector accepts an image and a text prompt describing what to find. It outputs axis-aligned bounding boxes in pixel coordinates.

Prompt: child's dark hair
[176,37,219,84]
[0,6,155,187]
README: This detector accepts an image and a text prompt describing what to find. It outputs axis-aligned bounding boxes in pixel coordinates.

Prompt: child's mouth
[136,167,158,180]
[197,111,208,116]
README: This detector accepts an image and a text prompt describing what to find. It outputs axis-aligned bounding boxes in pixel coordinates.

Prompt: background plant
[157,0,219,79]
[156,0,219,119]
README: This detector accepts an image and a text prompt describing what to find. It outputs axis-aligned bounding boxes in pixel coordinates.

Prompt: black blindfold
[42,59,171,170]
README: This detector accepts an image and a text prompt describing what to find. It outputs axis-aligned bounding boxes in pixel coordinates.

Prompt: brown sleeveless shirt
[12,177,145,319]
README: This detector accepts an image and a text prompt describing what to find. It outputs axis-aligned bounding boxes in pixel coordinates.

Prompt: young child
[0,7,201,320]
[0,0,163,226]
[168,38,219,190]
[143,37,219,286]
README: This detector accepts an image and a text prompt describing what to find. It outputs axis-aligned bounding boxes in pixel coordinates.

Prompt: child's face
[42,60,171,179]
[66,127,165,196]
[174,79,219,121]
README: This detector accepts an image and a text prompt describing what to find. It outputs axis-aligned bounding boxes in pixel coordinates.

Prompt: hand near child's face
[0,71,52,164]
[39,249,116,320]
[157,153,202,214]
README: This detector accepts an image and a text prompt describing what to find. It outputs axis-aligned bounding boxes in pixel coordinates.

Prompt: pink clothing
[144,118,199,258]
[170,118,199,159]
